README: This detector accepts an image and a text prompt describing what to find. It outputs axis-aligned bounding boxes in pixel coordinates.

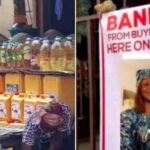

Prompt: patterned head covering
[40,102,72,133]
[136,69,150,85]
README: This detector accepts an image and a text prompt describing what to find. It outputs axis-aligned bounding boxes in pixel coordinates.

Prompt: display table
[0,123,24,150]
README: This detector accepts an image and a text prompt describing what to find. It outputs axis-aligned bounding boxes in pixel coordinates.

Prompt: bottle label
[31,54,39,66]
[24,104,35,121]
[0,50,6,63]
[40,57,49,70]
[24,46,31,60]
[0,102,6,118]
[12,102,21,119]
[50,56,66,71]
[6,84,18,94]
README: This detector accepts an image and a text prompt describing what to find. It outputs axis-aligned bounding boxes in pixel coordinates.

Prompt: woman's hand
[43,113,64,126]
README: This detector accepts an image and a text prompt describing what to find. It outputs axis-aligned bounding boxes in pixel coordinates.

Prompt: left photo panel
[0,0,75,150]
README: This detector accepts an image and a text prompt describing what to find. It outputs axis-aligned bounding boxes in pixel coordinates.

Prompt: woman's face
[43,113,64,127]
[141,77,150,102]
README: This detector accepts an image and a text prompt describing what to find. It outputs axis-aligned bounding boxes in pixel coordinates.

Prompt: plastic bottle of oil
[0,42,7,69]
[12,42,17,69]
[50,37,67,71]
[16,43,24,69]
[23,38,32,69]
[6,43,13,69]
[63,36,75,72]
[31,39,41,70]
[39,40,50,71]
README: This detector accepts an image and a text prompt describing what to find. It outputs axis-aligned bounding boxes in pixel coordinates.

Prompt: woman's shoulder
[121,109,138,123]
[121,108,137,115]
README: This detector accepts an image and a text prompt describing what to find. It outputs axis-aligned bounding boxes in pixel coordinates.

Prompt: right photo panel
[76,0,150,150]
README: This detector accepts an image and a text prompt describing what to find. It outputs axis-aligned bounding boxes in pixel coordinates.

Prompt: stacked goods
[23,38,32,69]
[24,95,37,122]
[31,38,41,70]
[0,74,5,93]
[0,73,74,123]
[5,73,24,94]
[0,42,7,69]
[0,93,54,123]
[43,75,75,112]
[11,93,25,122]
[36,95,54,111]
[63,36,75,72]
[0,93,11,121]
[0,30,75,125]
[39,40,50,71]
[24,74,43,96]
[0,35,75,72]
[50,37,67,71]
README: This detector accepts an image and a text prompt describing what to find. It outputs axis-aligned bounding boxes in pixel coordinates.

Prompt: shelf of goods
[0,69,75,126]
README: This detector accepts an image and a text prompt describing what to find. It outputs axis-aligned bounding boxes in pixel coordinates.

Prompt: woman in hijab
[121,69,150,150]
[22,101,72,150]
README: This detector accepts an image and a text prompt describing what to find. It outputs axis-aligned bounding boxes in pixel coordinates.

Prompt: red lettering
[149,7,150,24]
[106,7,150,31]
[134,9,146,27]
[118,13,132,30]
[107,15,117,31]
[107,42,131,53]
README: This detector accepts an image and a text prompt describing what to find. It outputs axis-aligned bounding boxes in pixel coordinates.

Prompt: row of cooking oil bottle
[0,36,75,72]
[0,92,55,124]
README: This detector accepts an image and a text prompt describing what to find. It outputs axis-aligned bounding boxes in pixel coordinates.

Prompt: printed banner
[99,4,150,150]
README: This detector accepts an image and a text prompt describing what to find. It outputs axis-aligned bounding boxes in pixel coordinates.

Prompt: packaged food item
[63,36,75,72]
[0,74,5,93]
[16,43,24,69]
[24,74,43,96]
[36,95,52,111]
[11,42,17,69]
[5,73,24,94]
[50,37,67,71]
[39,40,50,71]
[6,43,13,69]
[43,75,75,112]
[23,38,32,69]
[31,39,41,70]
[0,93,11,121]
[0,42,7,69]
[11,93,25,122]
[24,95,37,122]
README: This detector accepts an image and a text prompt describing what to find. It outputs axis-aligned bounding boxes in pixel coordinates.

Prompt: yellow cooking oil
[24,95,37,122]
[24,74,43,96]
[50,37,67,71]
[5,73,24,94]
[0,92,11,121]
[43,75,75,112]
[11,93,25,122]
[0,74,5,93]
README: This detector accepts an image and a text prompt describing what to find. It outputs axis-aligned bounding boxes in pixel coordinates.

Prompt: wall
[0,0,34,38]
[0,0,14,37]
